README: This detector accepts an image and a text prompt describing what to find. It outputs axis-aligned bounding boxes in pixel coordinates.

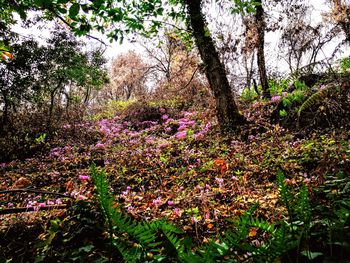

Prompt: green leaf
[69,3,80,18]
[57,7,67,14]
[301,251,323,260]
[78,244,94,253]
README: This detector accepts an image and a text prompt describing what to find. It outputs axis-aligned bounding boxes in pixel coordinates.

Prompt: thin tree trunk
[48,90,55,129]
[255,0,270,99]
[1,91,10,132]
[185,0,245,132]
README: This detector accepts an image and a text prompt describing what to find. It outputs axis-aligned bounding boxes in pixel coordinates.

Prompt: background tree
[141,31,205,101]
[254,0,270,98]
[0,24,107,131]
[104,50,149,101]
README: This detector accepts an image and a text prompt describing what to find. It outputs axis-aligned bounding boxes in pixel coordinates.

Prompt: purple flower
[161,114,169,121]
[167,200,174,206]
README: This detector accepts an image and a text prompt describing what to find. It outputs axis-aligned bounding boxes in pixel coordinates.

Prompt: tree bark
[185,0,245,132]
[255,0,270,99]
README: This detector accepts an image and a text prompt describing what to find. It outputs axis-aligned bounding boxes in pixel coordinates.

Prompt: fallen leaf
[248,228,257,237]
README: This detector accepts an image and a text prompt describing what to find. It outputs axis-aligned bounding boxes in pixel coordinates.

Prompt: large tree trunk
[185,0,245,132]
[255,0,270,99]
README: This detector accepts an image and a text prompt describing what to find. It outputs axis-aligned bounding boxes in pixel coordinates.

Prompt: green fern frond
[91,164,163,261]
[297,85,337,119]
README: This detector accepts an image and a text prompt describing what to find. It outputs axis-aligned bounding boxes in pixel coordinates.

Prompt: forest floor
[0,88,350,262]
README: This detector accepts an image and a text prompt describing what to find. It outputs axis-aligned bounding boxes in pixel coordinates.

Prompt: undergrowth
[90,164,348,262]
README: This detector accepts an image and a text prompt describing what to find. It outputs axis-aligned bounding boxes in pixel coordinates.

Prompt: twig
[0,205,68,215]
[0,188,73,199]
[52,10,109,48]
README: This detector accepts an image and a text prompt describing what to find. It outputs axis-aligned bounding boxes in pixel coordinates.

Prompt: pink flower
[39,202,46,208]
[161,114,169,120]
[184,111,196,118]
[173,208,181,216]
[100,126,110,135]
[164,127,172,133]
[7,202,14,208]
[271,95,281,102]
[304,178,311,184]
[177,124,186,131]
[48,171,59,178]
[186,121,196,126]
[159,108,166,114]
[167,200,174,206]
[175,131,187,140]
[253,102,261,108]
[191,217,198,223]
[153,198,161,205]
[79,175,90,181]
[216,178,224,184]
[194,132,205,140]
[47,200,54,205]
[55,199,62,205]
[95,143,105,149]
[248,135,254,141]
